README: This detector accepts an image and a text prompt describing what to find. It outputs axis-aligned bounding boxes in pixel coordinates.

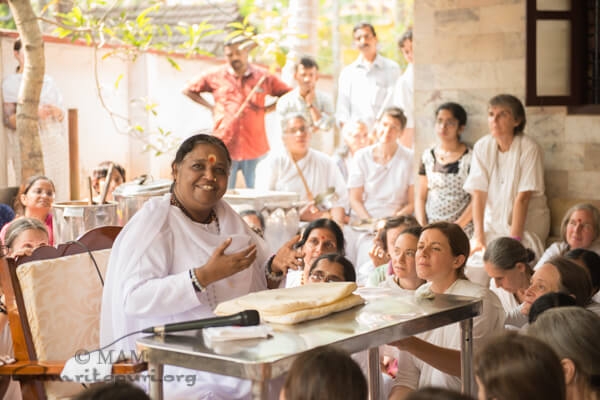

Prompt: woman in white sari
[100,134,302,399]
[463,94,550,283]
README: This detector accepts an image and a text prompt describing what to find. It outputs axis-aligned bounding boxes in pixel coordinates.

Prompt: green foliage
[0,4,16,30]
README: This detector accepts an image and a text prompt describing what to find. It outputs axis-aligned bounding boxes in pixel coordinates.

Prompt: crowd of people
[1,24,599,400]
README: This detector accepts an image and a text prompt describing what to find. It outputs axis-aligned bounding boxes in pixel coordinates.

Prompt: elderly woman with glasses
[534,203,600,270]
[0,175,56,245]
[256,113,347,226]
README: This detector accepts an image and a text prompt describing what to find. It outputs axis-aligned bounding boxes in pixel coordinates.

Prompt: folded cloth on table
[61,349,119,382]
[202,325,273,345]
[215,282,365,325]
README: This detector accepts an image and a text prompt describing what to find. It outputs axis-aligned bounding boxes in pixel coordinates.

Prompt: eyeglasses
[0,245,8,258]
[284,126,309,136]
[308,270,344,283]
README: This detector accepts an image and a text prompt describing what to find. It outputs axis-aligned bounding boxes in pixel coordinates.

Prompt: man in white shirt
[393,28,415,149]
[336,22,400,130]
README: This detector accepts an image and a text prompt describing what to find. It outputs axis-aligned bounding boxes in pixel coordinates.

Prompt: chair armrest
[0,360,147,377]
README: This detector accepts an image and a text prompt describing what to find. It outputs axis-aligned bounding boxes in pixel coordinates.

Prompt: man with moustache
[336,22,400,131]
[183,36,291,189]
[276,56,334,150]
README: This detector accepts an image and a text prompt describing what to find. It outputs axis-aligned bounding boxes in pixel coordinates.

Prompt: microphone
[142,310,260,334]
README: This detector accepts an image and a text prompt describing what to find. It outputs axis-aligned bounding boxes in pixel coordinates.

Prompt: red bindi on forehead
[208,154,217,164]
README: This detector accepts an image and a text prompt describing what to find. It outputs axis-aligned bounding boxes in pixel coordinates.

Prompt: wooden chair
[0,225,146,399]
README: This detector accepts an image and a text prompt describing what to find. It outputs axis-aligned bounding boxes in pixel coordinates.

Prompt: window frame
[525,0,587,107]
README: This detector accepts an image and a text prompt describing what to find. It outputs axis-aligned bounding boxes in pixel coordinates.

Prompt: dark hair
[398,27,413,48]
[405,387,474,400]
[565,248,600,294]
[436,102,467,127]
[483,237,535,275]
[489,94,526,135]
[422,222,470,279]
[353,22,376,37]
[380,215,420,252]
[4,217,48,250]
[14,175,56,216]
[239,209,265,230]
[528,292,578,324]
[172,133,231,170]
[475,332,566,400]
[379,107,407,131]
[399,226,423,240]
[73,381,150,400]
[282,346,367,400]
[295,218,345,255]
[93,161,126,182]
[545,255,593,307]
[309,253,356,282]
[295,56,319,71]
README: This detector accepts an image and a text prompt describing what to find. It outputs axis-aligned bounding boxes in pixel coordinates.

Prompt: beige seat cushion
[16,249,111,399]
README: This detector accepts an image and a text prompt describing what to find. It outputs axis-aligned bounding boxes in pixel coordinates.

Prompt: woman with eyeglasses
[306,253,356,283]
[256,113,347,226]
[0,175,56,245]
[415,102,472,237]
[285,218,345,288]
[348,107,414,220]
[534,203,600,271]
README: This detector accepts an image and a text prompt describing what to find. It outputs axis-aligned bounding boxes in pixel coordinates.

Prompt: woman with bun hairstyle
[483,237,536,328]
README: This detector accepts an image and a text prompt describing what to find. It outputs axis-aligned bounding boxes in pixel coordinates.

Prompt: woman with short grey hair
[535,203,600,270]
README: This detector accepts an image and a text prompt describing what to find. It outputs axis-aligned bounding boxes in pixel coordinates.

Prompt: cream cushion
[17,249,111,399]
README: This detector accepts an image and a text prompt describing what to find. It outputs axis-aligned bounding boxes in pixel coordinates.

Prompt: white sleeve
[336,69,351,125]
[517,138,545,195]
[391,350,420,391]
[122,230,205,318]
[463,140,490,193]
[255,157,276,191]
[347,152,365,189]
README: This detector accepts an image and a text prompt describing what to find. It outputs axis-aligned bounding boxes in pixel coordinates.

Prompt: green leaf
[114,74,124,89]
[166,57,181,71]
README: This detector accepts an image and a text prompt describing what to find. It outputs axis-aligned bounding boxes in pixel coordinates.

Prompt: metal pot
[52,201,118,244]
[113,176,172,225]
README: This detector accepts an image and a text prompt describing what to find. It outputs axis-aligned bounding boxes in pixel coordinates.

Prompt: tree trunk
[7,0,45,180]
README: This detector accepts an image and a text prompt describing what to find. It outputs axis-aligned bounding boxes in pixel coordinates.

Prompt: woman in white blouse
[463,94,550,258]
[388,222,504,398]
[348,107,414,220]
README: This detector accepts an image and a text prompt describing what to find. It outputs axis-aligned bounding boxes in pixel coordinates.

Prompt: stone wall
[414,0,600,238]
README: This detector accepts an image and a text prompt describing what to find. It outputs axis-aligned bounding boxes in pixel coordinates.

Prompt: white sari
[100,194,270,399]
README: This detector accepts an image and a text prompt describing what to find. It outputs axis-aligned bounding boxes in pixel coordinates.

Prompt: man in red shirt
[183,37,291,188]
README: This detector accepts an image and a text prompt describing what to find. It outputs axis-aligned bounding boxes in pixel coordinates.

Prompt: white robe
[100,194,270,399]
[391,279,504,393]
[463,134,549,256]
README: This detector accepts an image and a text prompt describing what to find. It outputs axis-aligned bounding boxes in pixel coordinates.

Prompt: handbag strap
[288,152,314,202]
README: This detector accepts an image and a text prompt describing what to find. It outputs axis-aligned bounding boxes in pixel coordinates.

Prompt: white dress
[256,148,348,208]
[463,134,550,257]
[347,144,414,219]
[393,63,414,129]
[100,194,270,399]
[391,279,505,393]
[534,239,600,270]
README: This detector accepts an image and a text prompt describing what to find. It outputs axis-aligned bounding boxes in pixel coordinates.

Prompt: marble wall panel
[564,116,600,144]
[540,142,585,170]
[568,171,600,200]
